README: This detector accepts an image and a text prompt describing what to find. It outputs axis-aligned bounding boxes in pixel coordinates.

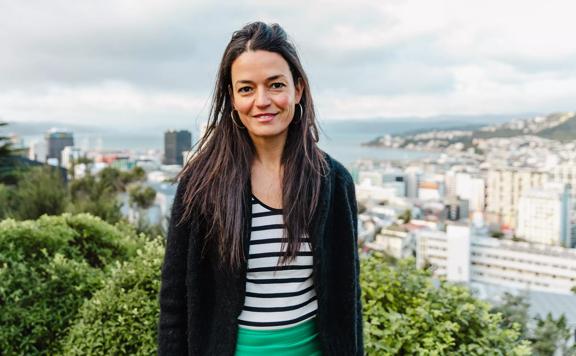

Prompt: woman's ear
[295,78,304,104]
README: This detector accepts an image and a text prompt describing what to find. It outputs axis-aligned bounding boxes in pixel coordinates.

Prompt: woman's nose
[255,87,271,107]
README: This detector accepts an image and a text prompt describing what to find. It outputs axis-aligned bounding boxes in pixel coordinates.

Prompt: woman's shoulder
[323,152,354,187]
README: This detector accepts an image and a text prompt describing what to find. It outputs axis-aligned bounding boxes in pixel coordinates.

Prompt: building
[163,130,192,165]
[485,168,548,229]
[404,166,422,199]
[550,162,576,199]
[416,225,576,294]
[516,183,572,247]
[28,139,47,162]
[61,146,83,171]
[365,226,415,260]
[418,179,443,201]
[46,129,74,165]
[454,173,486,213]
[444,198,469,221]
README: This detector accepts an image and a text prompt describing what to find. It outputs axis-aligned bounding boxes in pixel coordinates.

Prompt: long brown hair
[177,22,328,270]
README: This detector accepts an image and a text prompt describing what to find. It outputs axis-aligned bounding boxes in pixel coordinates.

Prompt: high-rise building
[46,129,74,165]
[485,168,548,229]
[516,183,572,247]
[163,130,192,165]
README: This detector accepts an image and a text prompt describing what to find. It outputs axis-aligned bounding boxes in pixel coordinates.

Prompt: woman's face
[230,50,303,142]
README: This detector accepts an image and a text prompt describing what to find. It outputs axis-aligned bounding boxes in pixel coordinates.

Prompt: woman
[158,22,363,356]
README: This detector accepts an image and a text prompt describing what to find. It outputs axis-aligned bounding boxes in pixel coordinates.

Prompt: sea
[14,116,517,166]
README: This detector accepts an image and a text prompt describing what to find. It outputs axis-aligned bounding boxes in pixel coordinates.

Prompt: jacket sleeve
[345,173,365,355]
[158,177,191,355]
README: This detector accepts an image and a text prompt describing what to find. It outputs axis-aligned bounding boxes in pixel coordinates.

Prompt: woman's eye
[271,82,286,89]
[238,86,252,93]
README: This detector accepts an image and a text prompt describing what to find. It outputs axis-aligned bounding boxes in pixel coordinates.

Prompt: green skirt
[235,318,322,356]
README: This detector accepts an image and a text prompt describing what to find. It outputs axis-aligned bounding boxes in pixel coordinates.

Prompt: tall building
[485,168,548,229]
[163,130,192,165]
[46,129,74,165]
[454,173,486,213]
[516,183,572,247]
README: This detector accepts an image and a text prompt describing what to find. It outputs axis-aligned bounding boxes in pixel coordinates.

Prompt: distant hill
[364,112,576,148]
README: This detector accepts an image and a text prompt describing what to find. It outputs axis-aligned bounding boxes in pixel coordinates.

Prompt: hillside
[364,112,576,149]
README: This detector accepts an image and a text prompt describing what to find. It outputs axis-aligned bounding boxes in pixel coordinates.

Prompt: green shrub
[60,238,164,355]
[0,214,145,355]
[361,254,532,355]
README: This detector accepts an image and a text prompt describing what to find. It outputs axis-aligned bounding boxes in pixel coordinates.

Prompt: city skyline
[1,0,576,128]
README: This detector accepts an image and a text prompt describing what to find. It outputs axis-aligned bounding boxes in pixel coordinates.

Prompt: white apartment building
[516,183,572,247]
[365,227,415,260]
[486,168,548,229]
[356,180,398,202]
[454,173,486,213]
[416,225,576,294]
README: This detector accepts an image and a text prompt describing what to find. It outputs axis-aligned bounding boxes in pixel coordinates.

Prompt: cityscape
[4,111,576,347]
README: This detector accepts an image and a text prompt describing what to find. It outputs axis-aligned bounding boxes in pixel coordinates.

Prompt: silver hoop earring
[230,110,246,129]
[292,103,303,124]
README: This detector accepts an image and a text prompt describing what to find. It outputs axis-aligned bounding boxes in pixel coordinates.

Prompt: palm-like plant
[0,122,13,157]
[0,121,26,185]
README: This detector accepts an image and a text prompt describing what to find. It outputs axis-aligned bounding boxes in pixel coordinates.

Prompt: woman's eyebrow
[234,75,287,85]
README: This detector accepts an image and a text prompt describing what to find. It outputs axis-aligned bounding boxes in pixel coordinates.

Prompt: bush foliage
[1,213,547,355]
[61,239,163,355]
[0,214,145,355]
[361,254,532,355]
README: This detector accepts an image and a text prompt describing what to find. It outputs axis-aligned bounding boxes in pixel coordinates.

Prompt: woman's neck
[250,134,286,173]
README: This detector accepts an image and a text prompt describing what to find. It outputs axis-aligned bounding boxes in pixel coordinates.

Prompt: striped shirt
[237,195,318,330]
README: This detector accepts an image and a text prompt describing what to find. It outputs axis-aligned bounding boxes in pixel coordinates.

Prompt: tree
[128,184,156,211]
[0,121,25,185]
[10,166,68,220]
[361,254,532,355]
[400,208,412,224]
[0,183,13,219]
[530,313,576,356]
[68,173,123,224]
[128,184,157,233]
[491,292,530,336]
[97,166,147,193]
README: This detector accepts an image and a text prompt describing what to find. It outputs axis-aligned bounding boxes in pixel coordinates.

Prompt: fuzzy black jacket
[158,154,364,355]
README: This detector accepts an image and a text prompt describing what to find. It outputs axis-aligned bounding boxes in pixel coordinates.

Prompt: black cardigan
[158,154,364,355]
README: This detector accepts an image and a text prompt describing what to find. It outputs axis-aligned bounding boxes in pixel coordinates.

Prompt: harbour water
[18,119,457,165]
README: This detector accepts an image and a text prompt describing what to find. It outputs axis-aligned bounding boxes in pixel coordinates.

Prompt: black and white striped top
[237,195,318,330]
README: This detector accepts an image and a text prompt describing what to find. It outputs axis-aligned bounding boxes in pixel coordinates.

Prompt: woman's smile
[253,112,278,122]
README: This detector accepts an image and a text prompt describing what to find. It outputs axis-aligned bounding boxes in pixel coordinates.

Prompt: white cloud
[0,81,209,127]
[1,0,575,124]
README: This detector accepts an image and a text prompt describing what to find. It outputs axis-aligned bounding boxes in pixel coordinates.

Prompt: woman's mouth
[253,113,277,123]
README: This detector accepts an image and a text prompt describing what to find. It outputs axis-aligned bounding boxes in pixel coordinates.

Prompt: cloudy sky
[1,0,575,129]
